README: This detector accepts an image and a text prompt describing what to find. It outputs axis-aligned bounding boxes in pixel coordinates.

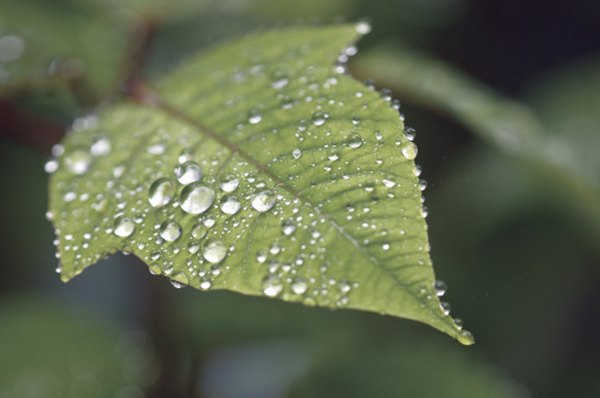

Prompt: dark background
[1,0,599,397]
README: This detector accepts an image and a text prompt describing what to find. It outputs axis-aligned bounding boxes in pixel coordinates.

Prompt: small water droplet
[219,174,239,192]
[64,149,92,175]
[251,190,276,212]
[191,223,207,240]
[419,179,428,191]
[220,195,241,215]
[382,242,390,251]
[282,219,296,236]
[440,301,451,315]
[434,280,447,297]
[291,278,308,295]
[263,275,283,297]
[355,21,372,34]
[401,142,418,160]
[175,161,202,185]
[404,127,416,141]
[203,240,227,264]
[271,77,289,90]
[248,109,262,125]
[346,134,363,149]
[311,112,328,126]
[180,183,214,215]
[44,159,58,173]
[292,148,302,159]
[114,217,135,237]
[159,221,181,242]
[90,136,111,156]
[147,143,166,155]
[148,178,175,208]
[382,178,396,188]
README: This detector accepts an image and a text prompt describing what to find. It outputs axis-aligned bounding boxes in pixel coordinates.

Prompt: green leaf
[48,24,473,345]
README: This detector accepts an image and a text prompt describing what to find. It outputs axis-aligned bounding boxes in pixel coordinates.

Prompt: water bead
[159,221,181,242]
[262,275,283,297]
[114,217,135,237]
[203,240,227,264]
[148,178,175,208]
[220,195,241,215]
[175,161,202,185]
[219,175,239,192]
[251,190,276,212]
[64,148,92,175]
[90,136,111,156]
[401,142,418,160]
[180,183,215,215]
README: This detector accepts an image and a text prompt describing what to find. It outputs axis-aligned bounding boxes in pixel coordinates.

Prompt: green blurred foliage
[1,0,599,397]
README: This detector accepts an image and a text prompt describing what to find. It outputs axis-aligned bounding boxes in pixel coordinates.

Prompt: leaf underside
[48,24,473,345]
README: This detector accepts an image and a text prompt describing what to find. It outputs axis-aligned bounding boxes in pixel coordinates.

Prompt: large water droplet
[114,217,135,237]
[262,275,283,297]
[180,183,214,215]
[251,190,276,212]
[282,219,296,236]
[159,221,181,242]
[175,161,202,185]
[148,178,175,208]
[64,149,92,175]
[219,174,239,192]
[220,195,241,215]
[311,112,328,126]
[401,142,418,160]
[44,159,59,173]
[191,223,206,240]
[203,240,227,264]
[90,136,111,156]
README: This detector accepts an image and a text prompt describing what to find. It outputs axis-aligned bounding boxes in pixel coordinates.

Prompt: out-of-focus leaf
[48,25,472,344]
[291,340,527,398]
[0,296,157,397]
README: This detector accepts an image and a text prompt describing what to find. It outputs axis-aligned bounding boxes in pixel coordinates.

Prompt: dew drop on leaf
[347,134,363,149]
[180,183,215,215]
[219,174,240,192]
[251,190,276,212]
[90,136,111,156]
[291,278,308,295]
[148,178,176,208]
[401,142,418,160]
[434,280,447,297]
[114,217,135,238]
[220,195,241,215]
[202,240,227,264]
[159,221,182,242]
[263,275,283,297]
[64,148,92,175]
[174,161,203,185]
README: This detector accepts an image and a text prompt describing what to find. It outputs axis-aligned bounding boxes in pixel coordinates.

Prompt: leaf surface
[48,25,472,344]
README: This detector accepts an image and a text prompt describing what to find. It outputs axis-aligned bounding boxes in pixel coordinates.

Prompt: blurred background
[1,0,599,397]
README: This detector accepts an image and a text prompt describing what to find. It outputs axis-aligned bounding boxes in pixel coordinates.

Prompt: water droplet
[220,195,241,215]
[114,217,135,237]
[64,149,92,175]
[440,301,451,315]
[175,161,202,185]
[148,178,175,208]
[44,159,59,173]
[404,127,416,141]
[147,143,166,155]
[271,77,289,90]
[180,183,215,215]
[282,219,296,236]
[191,223,207,240]
[346,134,363,149]
[90,136,111,156]
[291,278,308,295]
[311,112,328,126]
[419,179,428,191]
[263,275,283,297]
[401,142,418,160]
[248,109,262,125]
[434,280,447,297]
[170,280,184,289]
[219,174,239,192]
[203,240,227,264]
[200,280,212,290]
[251,190,276,212]
[292,148,302,159]
[355,21,372,34]
[159,221,181,242]
[382,242,390,251]
[454,318,463,329]
[382,178,396,188]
